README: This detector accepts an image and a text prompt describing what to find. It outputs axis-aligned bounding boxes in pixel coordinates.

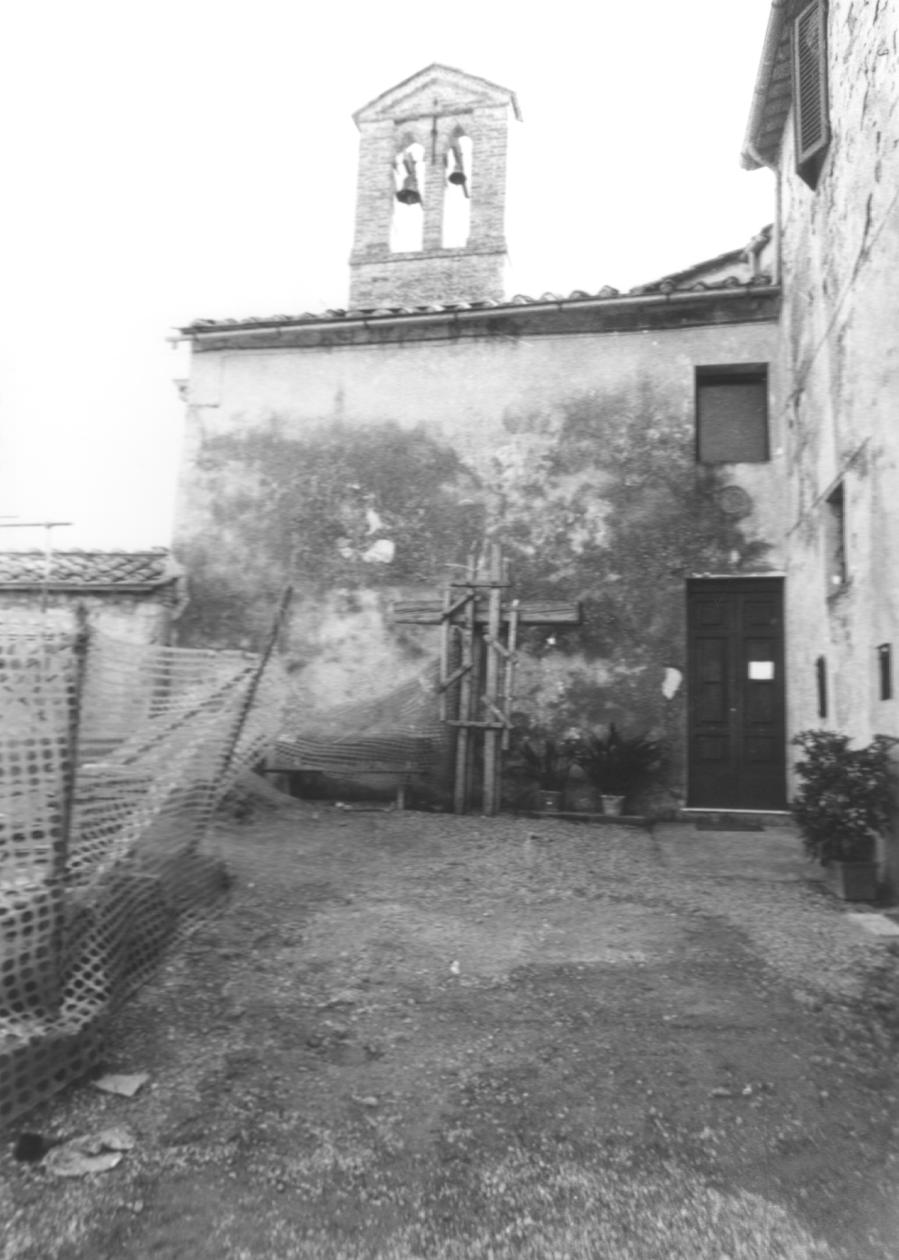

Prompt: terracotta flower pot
[565,784,602,814]
[828,860,879,902]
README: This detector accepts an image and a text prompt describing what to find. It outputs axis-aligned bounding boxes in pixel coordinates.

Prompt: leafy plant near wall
[520,735,576,791]
[573,724,664,800]
[791,729,899,864]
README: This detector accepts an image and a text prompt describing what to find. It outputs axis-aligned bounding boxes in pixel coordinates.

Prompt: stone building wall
[773,0,899,880]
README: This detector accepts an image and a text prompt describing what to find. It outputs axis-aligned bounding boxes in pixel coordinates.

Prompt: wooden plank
[482,697,511,726]
[437,662,472,693]
[267,761,423,775]
[441,591,476,620]
[447,720,507,729]
[393,598,581,626]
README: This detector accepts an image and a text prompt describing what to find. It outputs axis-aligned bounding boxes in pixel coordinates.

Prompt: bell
[447,142,468,190]
[395,152,422,204]
[396,176,421,205]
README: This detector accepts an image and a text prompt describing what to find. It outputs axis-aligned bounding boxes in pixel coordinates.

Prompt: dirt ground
[2,793,899,1260]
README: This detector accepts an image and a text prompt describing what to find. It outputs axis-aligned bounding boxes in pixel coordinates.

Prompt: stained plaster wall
[175,312,782,805]
[0,591,183,756]
[0,591,178,643]
[774,0,899,878]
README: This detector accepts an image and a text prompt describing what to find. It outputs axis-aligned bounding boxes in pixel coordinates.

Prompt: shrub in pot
[520,736,575,811]
[573,724,663,815]
[790,729,899,901]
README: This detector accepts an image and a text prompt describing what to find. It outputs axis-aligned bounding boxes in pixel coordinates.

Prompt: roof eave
[0,581,177,594]
[180,284,781,342]
[741,1,791,170]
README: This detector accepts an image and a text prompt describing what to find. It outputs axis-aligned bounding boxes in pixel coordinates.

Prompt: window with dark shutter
[816,655,828,718]
[825,482,847,592]
[695,366,769,464]
[793,0,830,187]
[878,644,893,701]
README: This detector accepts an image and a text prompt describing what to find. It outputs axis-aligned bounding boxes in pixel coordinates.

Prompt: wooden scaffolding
[393,542,581,815]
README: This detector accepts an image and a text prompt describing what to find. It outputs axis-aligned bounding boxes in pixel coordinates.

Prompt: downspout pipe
[741,0,790,170]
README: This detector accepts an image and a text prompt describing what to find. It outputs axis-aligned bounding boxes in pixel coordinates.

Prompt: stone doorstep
[519,810,648,828]
[843,911,899,938]
[679,809,794,828]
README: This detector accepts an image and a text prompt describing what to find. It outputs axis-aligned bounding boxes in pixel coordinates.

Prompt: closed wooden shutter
[696,368,769,464]
[793,0,830,171]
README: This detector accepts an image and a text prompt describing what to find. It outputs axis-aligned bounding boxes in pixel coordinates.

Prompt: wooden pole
[453,554,477,813]
[482,542,503,815]
[503,598,520,751]
[438,584,450,723]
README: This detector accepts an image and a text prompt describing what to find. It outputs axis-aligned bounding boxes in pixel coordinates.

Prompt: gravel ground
[2,794,898,1260]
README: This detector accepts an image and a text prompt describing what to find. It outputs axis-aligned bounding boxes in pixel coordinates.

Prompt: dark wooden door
[687,579,786,809]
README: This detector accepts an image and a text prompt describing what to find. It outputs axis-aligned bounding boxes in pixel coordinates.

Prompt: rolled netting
[272,660,452,801]
[0,625,287,1127]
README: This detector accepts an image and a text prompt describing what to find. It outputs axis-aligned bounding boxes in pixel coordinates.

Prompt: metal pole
[218,585,294,785]
[47,603,90,1012]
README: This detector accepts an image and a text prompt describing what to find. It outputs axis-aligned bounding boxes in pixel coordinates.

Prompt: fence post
[45,604,90,1013]
[218,586,294,789]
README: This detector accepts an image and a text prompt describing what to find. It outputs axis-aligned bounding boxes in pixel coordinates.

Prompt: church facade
[173,62,789,815]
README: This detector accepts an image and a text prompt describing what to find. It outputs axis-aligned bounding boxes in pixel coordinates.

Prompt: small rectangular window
[696,365,769,463]
[816,655,828,719]
[793,0,830,187]
[878,644,893,701]
[825,483,847,592]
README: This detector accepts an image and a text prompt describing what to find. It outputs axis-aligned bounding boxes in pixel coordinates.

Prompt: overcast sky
[0,0,774,551]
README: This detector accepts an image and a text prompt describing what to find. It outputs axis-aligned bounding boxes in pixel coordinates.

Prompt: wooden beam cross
[393,543,581,815]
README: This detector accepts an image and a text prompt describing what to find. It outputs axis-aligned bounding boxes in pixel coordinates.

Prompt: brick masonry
[349,67,518,307]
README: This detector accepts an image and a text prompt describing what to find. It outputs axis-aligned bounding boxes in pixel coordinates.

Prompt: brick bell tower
[348,64,521,309]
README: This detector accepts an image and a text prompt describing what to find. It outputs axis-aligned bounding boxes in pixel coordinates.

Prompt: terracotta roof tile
[181,260,776,335]
[0,550,180,589]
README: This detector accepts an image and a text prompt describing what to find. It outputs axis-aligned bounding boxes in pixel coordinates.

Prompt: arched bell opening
[390,140,425,253]
[442,131,472,248]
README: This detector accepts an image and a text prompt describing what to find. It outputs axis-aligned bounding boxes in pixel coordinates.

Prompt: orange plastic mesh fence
[0,626,287,1128]
[273,661,450,792]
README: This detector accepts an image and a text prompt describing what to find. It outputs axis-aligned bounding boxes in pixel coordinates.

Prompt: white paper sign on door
[748,661,775,680]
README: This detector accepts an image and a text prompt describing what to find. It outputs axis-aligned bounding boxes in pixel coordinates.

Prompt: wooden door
[687,579,786,809]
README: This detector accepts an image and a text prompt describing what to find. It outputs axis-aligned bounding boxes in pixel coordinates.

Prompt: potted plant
[520,735,575,812]
[573,724,662,816]
[791,729,898,902]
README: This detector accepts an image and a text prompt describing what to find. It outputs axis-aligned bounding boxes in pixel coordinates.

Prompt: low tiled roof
[180,275,774,335]
[0,550,180,590]
[630,228,773,294]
